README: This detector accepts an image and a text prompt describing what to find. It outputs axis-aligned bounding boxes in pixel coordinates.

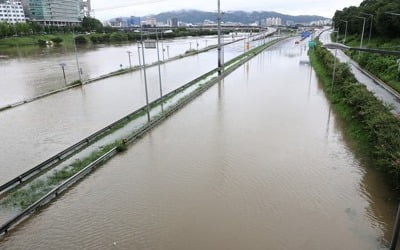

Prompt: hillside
[148,10,328,24]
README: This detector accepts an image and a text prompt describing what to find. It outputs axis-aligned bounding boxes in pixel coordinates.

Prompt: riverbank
[0,29,222,48]
[334,34,400,94]
[309,40,400,190]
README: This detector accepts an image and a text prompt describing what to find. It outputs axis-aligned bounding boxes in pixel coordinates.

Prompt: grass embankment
[0,33,74,48]
[333,34,400,93]
[309,40,400,190]
[0,29,222,48]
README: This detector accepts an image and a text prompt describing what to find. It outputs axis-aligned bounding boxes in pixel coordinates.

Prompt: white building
[266,17,282,26]
[144,17,157,27]
[0,0,26,24]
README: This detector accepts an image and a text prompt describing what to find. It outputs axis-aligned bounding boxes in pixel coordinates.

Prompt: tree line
[333,0,400,38]
[0,17,112,39]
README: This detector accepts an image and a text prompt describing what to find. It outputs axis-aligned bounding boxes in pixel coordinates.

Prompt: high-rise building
[167,17,178,27]
[80,0,90,18]
[144,17,156,27]
[22,0,81,26]
[0,0,26,24]
[266,17,282,26]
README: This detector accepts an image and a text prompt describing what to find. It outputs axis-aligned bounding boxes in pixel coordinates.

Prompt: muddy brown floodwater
[0,38,397,250]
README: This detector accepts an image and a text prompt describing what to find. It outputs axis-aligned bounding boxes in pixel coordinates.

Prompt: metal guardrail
[0,62,221,195]
[0,34,261,113]
[0,34,281,195]
[0,36,288,236]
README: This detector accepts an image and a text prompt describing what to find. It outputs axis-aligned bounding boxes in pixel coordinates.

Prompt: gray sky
[92,0,363,20]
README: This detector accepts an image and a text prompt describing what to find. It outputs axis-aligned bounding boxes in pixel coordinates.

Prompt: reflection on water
[0,35,238,106]
[0,38,397,250]
[0,36,268,184]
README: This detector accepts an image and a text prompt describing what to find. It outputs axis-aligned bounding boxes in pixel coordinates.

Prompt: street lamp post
[385,12,400,81]
[361,12,374,44]
[140,21,151,122]
[137,44,142,67]
[59,63,67,85]
[155,29,163,98]
[331,30,339,93]
[217,0,223,75]
[72,31,82,83]
[355,16,367,49]
[127,51,132,69]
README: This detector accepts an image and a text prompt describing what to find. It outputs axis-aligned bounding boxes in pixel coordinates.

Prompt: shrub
[74,35,87,44]
[51,37,63,44]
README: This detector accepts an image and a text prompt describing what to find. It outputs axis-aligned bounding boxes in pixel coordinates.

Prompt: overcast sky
[92,0,363,20]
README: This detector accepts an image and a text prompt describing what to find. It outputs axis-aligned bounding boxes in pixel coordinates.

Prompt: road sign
[144,40,156,49]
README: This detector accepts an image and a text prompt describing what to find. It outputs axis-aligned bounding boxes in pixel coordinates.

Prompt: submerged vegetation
[0,142,121,210]
[309,40,400,190]
[0,35,283,211]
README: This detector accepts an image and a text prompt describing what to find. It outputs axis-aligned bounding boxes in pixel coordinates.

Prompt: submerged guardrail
[0,36,288,236]
[0,32,275,113]
[0,32,278,195]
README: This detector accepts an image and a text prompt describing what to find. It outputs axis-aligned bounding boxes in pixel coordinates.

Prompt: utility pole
[72,31,82,83]
[160,31,165,61]
[137,45,142,67]
[127,51,132,69]
[331,30,339,93]
[166,45,170,58]
[217,0,222,75]
[361,12,374,44]
[355,16,366,49]
[156,29,163,98]
[140,20,151,122]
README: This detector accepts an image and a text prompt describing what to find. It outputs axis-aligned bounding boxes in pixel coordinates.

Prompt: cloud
[92,0,363,20]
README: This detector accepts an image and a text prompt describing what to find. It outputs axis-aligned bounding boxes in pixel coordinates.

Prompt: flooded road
[0,34,244,106]
[0,35,274,184]
[0,38,397,250]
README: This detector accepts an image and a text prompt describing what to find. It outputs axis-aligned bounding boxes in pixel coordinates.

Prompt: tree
[81,17,103,33]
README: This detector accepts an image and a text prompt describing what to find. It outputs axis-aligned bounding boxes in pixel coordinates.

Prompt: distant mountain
[148,10,329,25]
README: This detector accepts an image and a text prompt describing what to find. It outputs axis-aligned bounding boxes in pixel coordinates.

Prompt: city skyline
[91,0,363,20]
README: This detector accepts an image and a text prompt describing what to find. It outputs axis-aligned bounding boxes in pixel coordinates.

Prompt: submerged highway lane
[0,37,397,250]
[0,35,274,184]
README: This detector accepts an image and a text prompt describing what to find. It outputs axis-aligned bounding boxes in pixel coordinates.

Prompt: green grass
[0,141,122,210]
[333,34,400,94]
[0,33,75,48]
[309,42,400,190]
[309,50,371,156]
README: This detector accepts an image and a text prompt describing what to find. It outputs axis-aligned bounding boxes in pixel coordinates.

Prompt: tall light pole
[127,51,132,69]
[361,12,374,44]
[340,20,348,43]
[331,30,339,93]
[160,30,165,61]
[140,20,151,122]
[355,16,366,49]
[72,31,82,83]
[155,28,163,98]
[217,0,223,75]
[385,12,400,82]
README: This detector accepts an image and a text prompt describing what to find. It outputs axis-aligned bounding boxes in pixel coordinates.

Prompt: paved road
[319,31,400,115]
